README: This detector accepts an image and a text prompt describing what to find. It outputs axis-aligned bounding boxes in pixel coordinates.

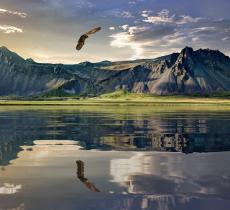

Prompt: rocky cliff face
[129,47,230,95]
[0,46,230,96]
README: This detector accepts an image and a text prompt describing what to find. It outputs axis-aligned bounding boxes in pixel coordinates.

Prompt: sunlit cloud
[0,8,27,18]
[191,27,216,34]
[1,1,230,62]
[0,25,23,34]
[109,26,115,30]
[110,32,134,48]
[119,24,129,30]
[222,36,230,41]
[127,26,149,34]
[142,9,201,25]
[141,10,151,18]
[110,32,143,59]
[110,30,150,60]
[162,31,187,45]
[109,8,230,59]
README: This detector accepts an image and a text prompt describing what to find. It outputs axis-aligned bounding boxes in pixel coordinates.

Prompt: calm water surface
[0,106,230,210]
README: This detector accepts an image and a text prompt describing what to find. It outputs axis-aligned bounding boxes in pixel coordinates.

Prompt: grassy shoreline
[0,91,230,106]
[0,97,230,106]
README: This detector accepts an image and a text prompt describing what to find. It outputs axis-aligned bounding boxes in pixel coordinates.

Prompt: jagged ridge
[0,46,230,96]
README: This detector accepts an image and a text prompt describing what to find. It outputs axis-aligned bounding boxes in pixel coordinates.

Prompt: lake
[0,106,230,210]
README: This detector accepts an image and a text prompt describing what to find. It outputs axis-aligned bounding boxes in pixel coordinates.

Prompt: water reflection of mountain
[0,140,23,166]
[0,110,230,165]
[108,153,230,210]
[85,194,230,210]
[100,133,230,153]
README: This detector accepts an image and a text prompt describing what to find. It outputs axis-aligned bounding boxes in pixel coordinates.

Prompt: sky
[0,0,230,64]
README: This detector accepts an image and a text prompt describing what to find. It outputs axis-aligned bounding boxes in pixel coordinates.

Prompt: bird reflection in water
[76,160,100,192]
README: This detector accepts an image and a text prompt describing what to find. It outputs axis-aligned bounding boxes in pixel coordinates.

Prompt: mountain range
[0,46,230,97]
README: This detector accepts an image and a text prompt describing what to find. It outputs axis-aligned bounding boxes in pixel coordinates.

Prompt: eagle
[76,27,101,51]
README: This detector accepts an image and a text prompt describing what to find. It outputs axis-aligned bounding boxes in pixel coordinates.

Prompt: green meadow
[0,91,230,107]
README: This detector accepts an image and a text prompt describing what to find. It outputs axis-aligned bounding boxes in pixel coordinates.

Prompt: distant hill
[0,46,230,97]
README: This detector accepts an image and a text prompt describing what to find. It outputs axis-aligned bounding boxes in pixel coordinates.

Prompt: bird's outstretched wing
[85,27,101,36]
[76,34,88,50]
[76,27,101,51]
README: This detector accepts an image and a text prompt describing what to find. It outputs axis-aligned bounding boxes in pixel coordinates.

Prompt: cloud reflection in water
[0,183,21,195]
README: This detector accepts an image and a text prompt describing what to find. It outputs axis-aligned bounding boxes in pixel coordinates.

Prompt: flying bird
[76,27,101,51]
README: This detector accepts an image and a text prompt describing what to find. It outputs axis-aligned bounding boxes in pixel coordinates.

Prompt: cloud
[41,0,95,9]
[109,9,230,59]
[74,0,95,8]
[142,9,201,25]
[222,36,230,41]
[128,1,137,5]
[141,10,151,18]
[128,0,145,5]
[110,32,133,48]
[0,8,27,18]
[117,11,134,18]
[0,8,25,35]
[1,1,230,62]
[110,24,156,59]
[161,31,187,46]
[109,26,115,30]
[110,21,180,59]
[127,26,149,34]
[142,9,173,24]
[191,27,216,32]
[119,24,130,30]
[190,27,216,35]
[0,25,23,34]
[110,32,145,59]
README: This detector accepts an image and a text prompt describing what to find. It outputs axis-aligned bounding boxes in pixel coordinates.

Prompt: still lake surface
[0,105,230,210]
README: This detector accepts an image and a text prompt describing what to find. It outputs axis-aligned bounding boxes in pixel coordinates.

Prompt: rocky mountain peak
[26,58,36,63]
[0,46,24,65]
[0,46,9,51]
[173,47,195,76]
[180,46,194,58]
[196,48,230,65]
[78,61,94,67]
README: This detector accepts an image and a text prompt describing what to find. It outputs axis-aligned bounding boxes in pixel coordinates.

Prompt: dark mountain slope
[0,46,230,96]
